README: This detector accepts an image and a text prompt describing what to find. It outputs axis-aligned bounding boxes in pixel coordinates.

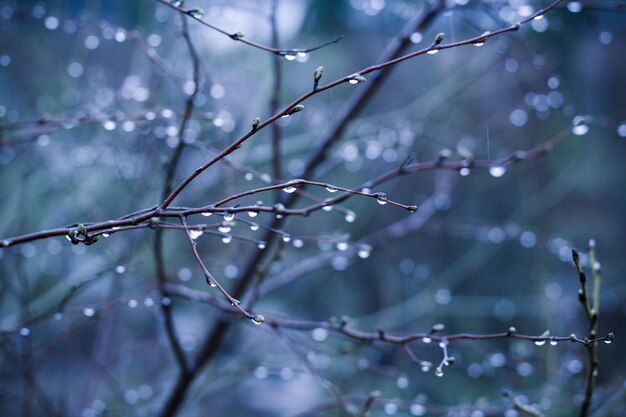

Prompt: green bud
[68,229,77,237]
[431,323,445,333]
[286,104,305,116]
[606,332,614,341]
[438,148,452,159]
[251,117,261,131]
[77,224,86,235]
[314,66,324,83]
[434,32,445,45]
[513,22,521,31]
[569,333,577,342]
[150,218,161,226]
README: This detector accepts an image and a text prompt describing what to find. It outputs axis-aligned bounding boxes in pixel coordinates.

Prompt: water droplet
[218,225,231,233]
[250,223,259,231]
[427,49,439,55]
[325,186,337,193]
[422,336,432,344]
[535,339,546,346]
[567,2,582,13]
[549,338,558,346]
[223,211,235,221]
[344,211,356,223]
[410,32,423,44]
[247,211,258,218]
[376,193,388,205]
[435,368,444,377]
[357,245,371,259]
[534,14,544,20]
[604,339,612,344]
[284,53,297,61]
[251,314,265,325]
[282,234,291,243]
[189,229,203,240]
[116,265,126,274]
[473,41,485,47]
[322,204,333,212]
[282,185,297,193]
[257,242,266,249]
[336,242,349,251]
[459,167,470,176]
[201,211,212,217]
[188,8,204,18]
[421,365,430,372]
[293,239,304,248]
[572,115,590,135]
[102,120,116,131]
[102,233,110,238]
[221,235,232,244]
[489,166,507,178]
[20,327,30,337]
[244,172,254,181]
[83,307,95,317]
[172,0,184,7]
[396,375,409,389]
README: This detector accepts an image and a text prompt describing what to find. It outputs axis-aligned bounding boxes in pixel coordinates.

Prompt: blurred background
[0,0,625,416]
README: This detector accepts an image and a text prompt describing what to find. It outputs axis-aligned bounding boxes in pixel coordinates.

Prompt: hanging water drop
[572,115,590,135]
[336,242,349,251]
[459,168,470,176]
[250,223,259,231]
[257,242,266,249]
[223,211,235,221]
[344,211,356,223]
[201,211,213,217]
[604,339,612,344]
[284,53,297,61]
[325,185,337,193]
[322,204,333,212]
[535,339,546,346]
[376,193,388,205]
[435,368,444,377]
[102,233,110,238]
[222,235,232,244]
[251,314,265,325]
[189,229,203,240]
[549,338,558,346]
[218,225,231,233]
[83,307,95,317]
[422,336,432,344]
[282,234,291,243]
[208,279,217,288]
[358,245,372,259]
[427,49,439,55]
[248,211,258,218]
[489,166,507,178]
[293,239,304,248]
[282,185,297,193]
[20,327,31,337]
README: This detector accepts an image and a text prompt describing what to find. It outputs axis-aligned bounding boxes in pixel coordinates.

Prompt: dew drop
[604,339,612,344]
[427,49,439,55]
[189,229,203,240]
[223,211,235,221]
[102,233,110,238]
[282,234,291,243]
[282,185,297,193]
[344,211,356,223]
[218,225,231,233]
[325,186,337,193]
[257,242,266,249]
[348,79,359,85]
[336,242,349,251]
[549,339,558,346]
[293,239,304,248]
[244,172,254,181]
[572,115,590,135]
[221,235,232,244]
[357,245,372,259]
[251,315,264,325]
[322,204,333,212]
[535,339,546,346]
[250,223,259,231]
[83,307,95,317]
[201,211,212,217]
[247,211,258,218]
[20,327,30,337]
[489,166,507,178]
[459,167,470,176]
[208,279,217,287]
[421,365,430,372]
[435,368,444,377]
[422,336,432,344]
[376,193,388,205]
[284,53,297,61]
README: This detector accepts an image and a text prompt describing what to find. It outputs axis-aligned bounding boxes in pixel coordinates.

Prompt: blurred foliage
[0,0,625,416]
